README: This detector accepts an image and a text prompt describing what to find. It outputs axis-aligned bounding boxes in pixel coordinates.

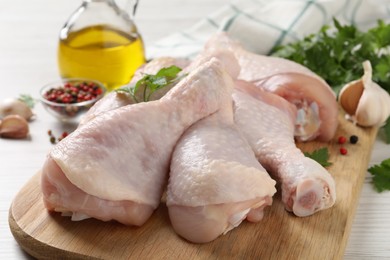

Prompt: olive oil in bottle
[57,0,146,91]
[58,25,145,91]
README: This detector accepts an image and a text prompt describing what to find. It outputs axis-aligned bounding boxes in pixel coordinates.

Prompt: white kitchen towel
[147,0,390,59]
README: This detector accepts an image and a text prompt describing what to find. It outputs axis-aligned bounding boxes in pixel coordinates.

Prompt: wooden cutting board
[9,113,378,260]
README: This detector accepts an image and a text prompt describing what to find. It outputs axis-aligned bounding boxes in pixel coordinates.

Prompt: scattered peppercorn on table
[1,0,390,259]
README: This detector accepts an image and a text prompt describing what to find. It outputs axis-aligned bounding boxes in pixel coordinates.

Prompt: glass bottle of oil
[58,0,146,91]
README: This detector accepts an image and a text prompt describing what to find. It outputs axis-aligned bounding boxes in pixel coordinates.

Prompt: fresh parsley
[304,147,332,167]
[368,158,390,192]
[271,18,390,95]
[117,65,183,102]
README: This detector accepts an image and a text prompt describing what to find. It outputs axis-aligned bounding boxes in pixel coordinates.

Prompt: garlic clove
[338,60,390,127]
[0,98,34,121]
[354,83,389,126]
[338,79,363,116]
[0,115,29,139]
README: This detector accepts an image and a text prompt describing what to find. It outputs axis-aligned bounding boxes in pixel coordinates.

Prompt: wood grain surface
[9,113,378,260]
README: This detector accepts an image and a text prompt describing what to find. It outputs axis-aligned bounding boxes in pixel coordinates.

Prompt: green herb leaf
[304,147,332,167]
[155,66,182,79]
[116,65,183,103]
[115,87,131,94]
[368,158,390,192]
[18,94,36,108]
[271,18,390,95]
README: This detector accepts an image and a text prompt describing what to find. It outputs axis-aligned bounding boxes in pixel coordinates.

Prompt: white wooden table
[0,0,389,259]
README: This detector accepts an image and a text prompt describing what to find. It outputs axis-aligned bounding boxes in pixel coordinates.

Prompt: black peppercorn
[350,135,358,144]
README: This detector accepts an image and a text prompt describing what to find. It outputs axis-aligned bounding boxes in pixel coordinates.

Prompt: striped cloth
[147,0,390,59]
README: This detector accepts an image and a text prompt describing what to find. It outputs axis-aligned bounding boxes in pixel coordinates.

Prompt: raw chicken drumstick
[205,32,338,142]
[233,81,336,217]
[167,95,276,243]
[81,50,236,125]
[41,58,239,226]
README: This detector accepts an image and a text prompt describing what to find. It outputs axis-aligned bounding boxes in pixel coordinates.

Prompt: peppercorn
[43,81,103,104]
[350,135,358,144]
[48,130,71,144]
[61,131,68,138]
[340,147,348,155]
[338,136,347,144]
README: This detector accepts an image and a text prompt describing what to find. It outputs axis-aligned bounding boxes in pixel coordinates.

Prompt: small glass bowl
[39,78,106,123]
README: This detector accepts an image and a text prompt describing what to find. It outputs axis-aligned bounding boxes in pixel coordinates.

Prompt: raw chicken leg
[41,58,239,226]
[167,96,276,243]
[233,81,336,217]
[205,32,338,142]
[80,50,235,125]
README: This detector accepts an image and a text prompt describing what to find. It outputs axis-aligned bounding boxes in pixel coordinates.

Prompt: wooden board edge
[331,126,379,260]
[8,176,99,260]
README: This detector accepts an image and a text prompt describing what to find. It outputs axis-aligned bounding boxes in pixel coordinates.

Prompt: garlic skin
[0,98,34,121]
[0,115,29,139]
[339,60,390,127]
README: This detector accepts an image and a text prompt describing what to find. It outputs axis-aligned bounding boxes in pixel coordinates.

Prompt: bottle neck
[60,0,137,38]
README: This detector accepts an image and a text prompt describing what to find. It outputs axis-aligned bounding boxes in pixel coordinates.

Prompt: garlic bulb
[0,115,29,139]
[338,60,390,127]
[0,98,34,121]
